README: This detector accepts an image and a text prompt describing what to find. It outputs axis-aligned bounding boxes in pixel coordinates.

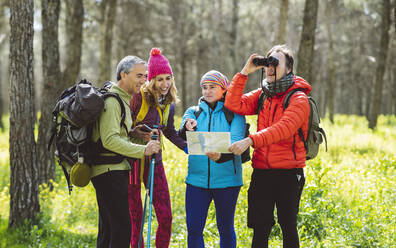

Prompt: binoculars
[252,56,279,67]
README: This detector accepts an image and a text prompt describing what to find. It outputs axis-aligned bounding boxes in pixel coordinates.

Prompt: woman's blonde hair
[142,75,180,107]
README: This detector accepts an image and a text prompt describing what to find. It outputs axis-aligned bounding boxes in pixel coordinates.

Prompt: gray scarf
[262,73,294,97]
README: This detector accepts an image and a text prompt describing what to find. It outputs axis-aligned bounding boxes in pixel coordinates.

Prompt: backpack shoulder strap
[222,106,234,126]
[256,91,266,114]
[193,105,234,126]
[103,92,127,132]
[193,106,203,119]
[283,88,307,145]
[100,82,127,132]
[283,88,306,110]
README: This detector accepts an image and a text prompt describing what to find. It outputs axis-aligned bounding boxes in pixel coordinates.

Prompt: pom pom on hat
[150,48,162,56]
[200,70,229,89]
[147,48,173,81]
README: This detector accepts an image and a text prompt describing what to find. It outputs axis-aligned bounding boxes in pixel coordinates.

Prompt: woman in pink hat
[128,48,187,248]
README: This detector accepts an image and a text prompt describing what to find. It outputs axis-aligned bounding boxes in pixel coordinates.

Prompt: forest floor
[0,115,395,247]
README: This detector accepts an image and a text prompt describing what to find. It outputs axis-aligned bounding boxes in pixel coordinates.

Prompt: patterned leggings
[128,159,172,248]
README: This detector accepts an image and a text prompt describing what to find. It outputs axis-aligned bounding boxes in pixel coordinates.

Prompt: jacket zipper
[293,135,297,160]
[272,104,278,123]
[266,99,273,169]
[207,108,212,189]
[266,99,273,127]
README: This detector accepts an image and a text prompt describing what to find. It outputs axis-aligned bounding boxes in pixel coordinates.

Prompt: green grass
[0,114,395,247]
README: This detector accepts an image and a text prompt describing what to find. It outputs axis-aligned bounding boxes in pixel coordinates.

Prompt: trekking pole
[138,162,151,248]
[138,127,159,248]
[146,127,158,248]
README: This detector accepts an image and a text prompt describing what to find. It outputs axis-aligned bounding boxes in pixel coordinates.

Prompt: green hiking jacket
[90,83,146,178]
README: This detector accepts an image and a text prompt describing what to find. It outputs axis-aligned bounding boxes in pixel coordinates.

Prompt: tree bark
[325,0,335,123]
[0,62,3,131]
[9,0,40,227]
[180,10,188,113]
[296,0,319,84]
[195,0,208,104]
[61,0,83,90]
[0,2,7,130]
[210,0,220,69]
[356,23,365,116]
[230,0,239,74]
[369,0,391,129]
[277,0,289,44]
[393,69,396,115]
[98,0,118,84]
[37,0,60,187]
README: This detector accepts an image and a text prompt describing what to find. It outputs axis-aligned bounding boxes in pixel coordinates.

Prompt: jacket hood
[197,96,225,114]
[288,75,312,95]
[197,91,227,113]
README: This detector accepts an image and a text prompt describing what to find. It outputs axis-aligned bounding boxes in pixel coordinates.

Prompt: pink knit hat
[147,48,173,81]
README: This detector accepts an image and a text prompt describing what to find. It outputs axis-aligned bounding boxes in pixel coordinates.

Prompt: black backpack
[193,106,251,163]
[48,79,128,192]
[256,89,327,160]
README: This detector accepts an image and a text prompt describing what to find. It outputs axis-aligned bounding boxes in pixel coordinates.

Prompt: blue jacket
[181,100,246,189]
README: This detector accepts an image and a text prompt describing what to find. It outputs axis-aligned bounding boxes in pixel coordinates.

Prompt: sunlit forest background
[1,0,395,247]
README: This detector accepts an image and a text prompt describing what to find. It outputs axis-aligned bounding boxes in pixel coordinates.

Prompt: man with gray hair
[91,55,160,248]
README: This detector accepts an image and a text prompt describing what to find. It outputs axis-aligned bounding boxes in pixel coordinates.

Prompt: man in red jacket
[225,45,311,248]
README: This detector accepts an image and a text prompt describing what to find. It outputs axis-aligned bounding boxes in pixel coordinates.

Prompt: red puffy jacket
[225,73,311,169]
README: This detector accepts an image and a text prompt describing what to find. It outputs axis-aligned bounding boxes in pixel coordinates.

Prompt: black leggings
[248,168,305,248]
[251,222,299,248]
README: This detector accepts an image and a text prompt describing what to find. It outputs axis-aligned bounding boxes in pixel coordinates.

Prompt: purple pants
[128,158,172,248]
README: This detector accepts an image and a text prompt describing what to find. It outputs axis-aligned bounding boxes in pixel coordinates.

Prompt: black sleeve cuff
[216,153,235,163]
[178,122,187,140]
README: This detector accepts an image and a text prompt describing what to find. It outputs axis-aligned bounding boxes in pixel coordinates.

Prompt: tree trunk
[180,47,187,113]
[277,0,289,44]
[369,0,390,129]
[179,4,187,113]
[210,0,220,69]
[392,42,396,115]
[61,0,83,90]
[0,63,3,131]
[296,0,319,84]
[355,25,365,116]
[0,2,7,130]
[98,0,118,84]
[325,0,335,123]
[37,0,60,187]
[230,0,239,74]
[385,31,395,115]
[393,70,396,115]
[9,0,40,227]
[195,0,207,104]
